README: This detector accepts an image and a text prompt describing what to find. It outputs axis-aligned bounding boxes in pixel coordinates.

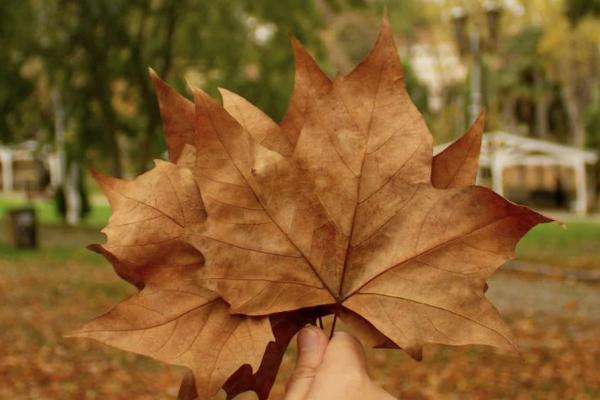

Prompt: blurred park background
[0,0,599,398]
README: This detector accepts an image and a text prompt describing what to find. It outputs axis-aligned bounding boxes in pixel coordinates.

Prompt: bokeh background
[0,0,599,399]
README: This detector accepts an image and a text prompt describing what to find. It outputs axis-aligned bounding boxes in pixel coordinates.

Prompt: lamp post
[451,1,502,125]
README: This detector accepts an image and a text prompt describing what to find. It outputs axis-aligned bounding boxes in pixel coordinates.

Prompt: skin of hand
[283,326,397,400]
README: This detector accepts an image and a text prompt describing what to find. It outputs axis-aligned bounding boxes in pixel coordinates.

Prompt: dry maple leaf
[190,16,550,355]
[71,15,551,400]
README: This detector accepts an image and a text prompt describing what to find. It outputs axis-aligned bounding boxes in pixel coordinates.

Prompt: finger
[309,332,398,400]
[283,326,328,400]
[301,332,371,399]
[319,331,369,375]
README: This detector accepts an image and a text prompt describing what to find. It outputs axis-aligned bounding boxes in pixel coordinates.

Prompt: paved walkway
[488,272,600,320]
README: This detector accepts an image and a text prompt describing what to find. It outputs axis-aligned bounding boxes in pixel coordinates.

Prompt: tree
[496,28,557,138]
[565,0,600,24]
[5,0,342,177]
[0,1,48,144]
[539,12,600,148]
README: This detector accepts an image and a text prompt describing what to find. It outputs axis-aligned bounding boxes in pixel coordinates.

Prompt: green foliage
[2,0,434,178]
[497,28,543,91]
[2,0,597,180]
[54,186,66,220]
[565,0,600,24]
[585,102,600,184]
[0,2,44,143]
[403,60,429,116]
[3,0,343,176]
[586,102,600,150]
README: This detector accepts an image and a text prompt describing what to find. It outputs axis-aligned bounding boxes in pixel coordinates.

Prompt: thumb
[283,326,328,400]
[308,332,397,400]
[317,331,370,379]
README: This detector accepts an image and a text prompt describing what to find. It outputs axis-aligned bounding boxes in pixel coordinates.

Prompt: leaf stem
[329,313,338,339]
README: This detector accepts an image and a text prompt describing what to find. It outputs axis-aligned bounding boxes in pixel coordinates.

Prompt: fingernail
[298,327,319,351]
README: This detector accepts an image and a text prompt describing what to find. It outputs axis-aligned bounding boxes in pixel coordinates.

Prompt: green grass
[0,196,110,228]
[516,221,600,270]
[0,243,105,265]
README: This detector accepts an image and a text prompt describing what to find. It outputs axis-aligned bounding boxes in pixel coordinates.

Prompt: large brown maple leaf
[71,16,550,400]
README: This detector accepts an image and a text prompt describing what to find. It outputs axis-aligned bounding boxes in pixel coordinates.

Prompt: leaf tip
[217,87,237,105]
[289,34,328,78]
[474,109,486,128]
[217,86,231,96]
[462,110,486,145]
[185,77,200,95]
[535,210,555,225]
[188,81,210,102]
[149,68,169,94]
[289,34,310,65]
[88,168,102,180]
[88,169,116,194]
[86,243,103,255]
[559,221,567,230]
[405,345,423,361]
[382,7,390,24]
[288,32,302,49]
[177,370,199,400]
[380,8,392,35]
[148,66,158,80]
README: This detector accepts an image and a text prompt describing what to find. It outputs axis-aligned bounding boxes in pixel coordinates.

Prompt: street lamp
[484,1,503,50]
[451,2,503,124]
[451,7,469,57]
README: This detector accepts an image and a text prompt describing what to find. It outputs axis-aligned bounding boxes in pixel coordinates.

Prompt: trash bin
[5,207,37,248]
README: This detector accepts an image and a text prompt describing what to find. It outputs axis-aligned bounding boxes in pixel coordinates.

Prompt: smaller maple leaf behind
[68,157,274,400]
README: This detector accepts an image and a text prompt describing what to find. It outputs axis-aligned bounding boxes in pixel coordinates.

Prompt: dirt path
[488,272,600,320]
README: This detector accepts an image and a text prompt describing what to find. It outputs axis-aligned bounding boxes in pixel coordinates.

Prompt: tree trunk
[51,89,67,186]
[65,162,81,226]
[79,1,123,178]
[98,88,123,177]
[533,69,550,138]
[501,96,517,132]
[137,0,178,173]
[561,84,586,148]
[92,67,123,177]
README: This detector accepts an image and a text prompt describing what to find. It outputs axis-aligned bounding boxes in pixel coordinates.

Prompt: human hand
[283,326,397,400]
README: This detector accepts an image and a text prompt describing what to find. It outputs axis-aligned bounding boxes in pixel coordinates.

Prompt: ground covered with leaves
[0,249,598,399]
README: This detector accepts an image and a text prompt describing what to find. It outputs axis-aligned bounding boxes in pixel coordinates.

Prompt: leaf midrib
[336,59,387,299]
[353,291,513,347]
[200,96,338,300]
[342,211,531,300]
